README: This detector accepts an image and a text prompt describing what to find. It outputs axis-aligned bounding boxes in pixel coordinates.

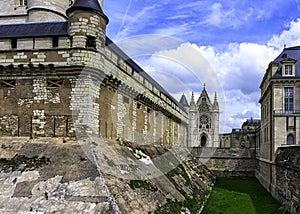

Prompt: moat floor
[202,177,283,214]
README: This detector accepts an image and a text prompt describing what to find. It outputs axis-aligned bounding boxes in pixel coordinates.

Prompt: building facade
[259,46,300,162]
[258,46,300,210]
[180,86,220,147]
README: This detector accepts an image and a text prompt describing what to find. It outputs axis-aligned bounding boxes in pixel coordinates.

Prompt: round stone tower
[67,0,109,52]
[27,0,70,22]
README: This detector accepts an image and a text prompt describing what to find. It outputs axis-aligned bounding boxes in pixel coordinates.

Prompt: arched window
[287,134,294,145]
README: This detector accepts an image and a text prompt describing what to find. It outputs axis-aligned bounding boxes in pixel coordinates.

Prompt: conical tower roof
[179,94,189,107]
[67,0,109,23]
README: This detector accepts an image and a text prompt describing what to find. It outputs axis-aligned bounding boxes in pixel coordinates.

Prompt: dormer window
[281,58,297,77]
[285,65,292,75]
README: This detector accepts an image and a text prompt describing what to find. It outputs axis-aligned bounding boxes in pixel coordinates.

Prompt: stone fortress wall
[0,0,299,213]
[194,129,259,177]
[0,0,188,147]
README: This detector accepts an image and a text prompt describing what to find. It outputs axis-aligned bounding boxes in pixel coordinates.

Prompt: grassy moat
[202,177,284,214]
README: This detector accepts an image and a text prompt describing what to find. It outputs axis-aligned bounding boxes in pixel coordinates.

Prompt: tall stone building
[259,46,300,192]
[0,0,188,146]
[180,86,220,147]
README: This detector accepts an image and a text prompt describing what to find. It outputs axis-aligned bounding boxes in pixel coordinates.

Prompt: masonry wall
[192,147,257,177]
[0,0,71,24]
[256,146,300,214]
[0,0,27,24]
[0,76,74,138]
[0,33,188,148]
[220,129,258,148]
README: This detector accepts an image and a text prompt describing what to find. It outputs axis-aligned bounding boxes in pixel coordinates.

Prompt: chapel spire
[212,92,219,111]
[190,91,196,106]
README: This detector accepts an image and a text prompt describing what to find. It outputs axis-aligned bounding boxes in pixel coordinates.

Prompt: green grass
[202,177,284,214]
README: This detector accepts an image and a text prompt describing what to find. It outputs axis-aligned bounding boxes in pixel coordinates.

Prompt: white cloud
[268,18,300,49]
[206,2,223,26]
[203,2,253,29]
[197,42,279,94]
[109,5,300,132]
[137,37,280,132]
[141,43,224,96]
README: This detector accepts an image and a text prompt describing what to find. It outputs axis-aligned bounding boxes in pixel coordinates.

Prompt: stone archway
[201,135,207,147]
[287,134,294,145]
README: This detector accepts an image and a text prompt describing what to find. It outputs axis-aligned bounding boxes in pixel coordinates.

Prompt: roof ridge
[0,21,67,27]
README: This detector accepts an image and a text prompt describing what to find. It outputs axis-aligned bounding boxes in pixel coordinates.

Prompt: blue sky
[103,0,300,132]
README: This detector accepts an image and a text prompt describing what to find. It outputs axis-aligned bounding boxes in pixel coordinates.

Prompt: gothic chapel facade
[180,86,220,147]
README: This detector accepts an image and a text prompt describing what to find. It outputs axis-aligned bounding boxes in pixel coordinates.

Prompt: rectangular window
[284,87,294,114]
[11,38,17,49]
[285,65,293,75]
[70,36,73,47]
[19,0,27,6]
[52,37,59,48]
[86,36,96,49]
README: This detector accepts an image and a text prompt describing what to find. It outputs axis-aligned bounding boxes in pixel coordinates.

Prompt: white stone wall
[32,109,45,136]
[35,38,52,49]
[212,112,220,147]
[131,100,137,142]
[0,0,27,24]
[33,79,47,102]
[1,0,71,24]
[32,79,61,104]
[116,94,126,138]
[27,0,69,22]
[70,77,100,137]
[0,37,70,52]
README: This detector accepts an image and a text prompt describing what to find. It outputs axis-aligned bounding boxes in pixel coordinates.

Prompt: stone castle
[0,0,299,213]
[0,0,188,147]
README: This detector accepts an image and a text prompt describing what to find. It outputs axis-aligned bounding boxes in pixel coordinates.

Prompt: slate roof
[106,37,186,112]
[66,0,109,23]
[0,21,68,39]
[272,46,300,78]
[179,94,189,107]
[0,21,185,112]
[242,118,260,127]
